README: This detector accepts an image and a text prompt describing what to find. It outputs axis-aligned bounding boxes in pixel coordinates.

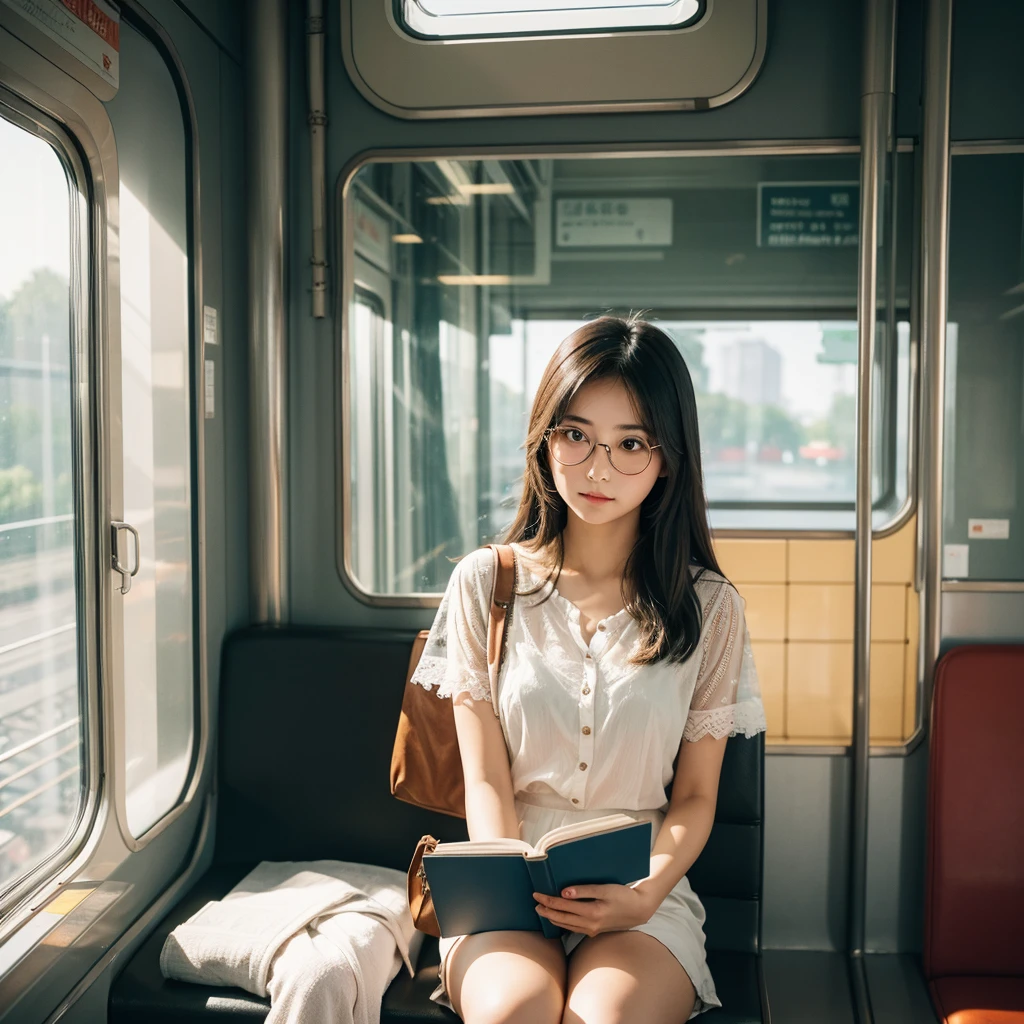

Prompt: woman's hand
[533,883,658,937]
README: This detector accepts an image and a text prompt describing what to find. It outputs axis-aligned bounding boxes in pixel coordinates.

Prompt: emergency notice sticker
[967,518,1010,540]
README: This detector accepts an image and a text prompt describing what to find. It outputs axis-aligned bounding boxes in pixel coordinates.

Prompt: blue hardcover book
[422,814,652,940]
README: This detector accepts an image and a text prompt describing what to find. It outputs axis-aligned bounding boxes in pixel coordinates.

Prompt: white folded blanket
[160,860,422,1024]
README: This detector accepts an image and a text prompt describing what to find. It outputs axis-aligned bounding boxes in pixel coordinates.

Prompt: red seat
[925,645,1024,1024]
[929,977,1024,1024]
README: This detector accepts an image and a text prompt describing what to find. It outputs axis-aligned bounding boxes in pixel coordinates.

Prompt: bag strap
[485,544,516,719]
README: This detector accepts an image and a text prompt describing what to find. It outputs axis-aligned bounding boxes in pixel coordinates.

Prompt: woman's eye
[566,428,587,443]
[620,437,645,452]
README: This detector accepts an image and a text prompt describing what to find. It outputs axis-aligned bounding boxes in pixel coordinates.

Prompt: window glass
[0,116,84,893]
[107,24,195,836]
[943,152,1024,580]
[399,0,703,38]
[345,153,913,595]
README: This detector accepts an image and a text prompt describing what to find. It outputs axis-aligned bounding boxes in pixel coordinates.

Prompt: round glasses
[545,426,661,476]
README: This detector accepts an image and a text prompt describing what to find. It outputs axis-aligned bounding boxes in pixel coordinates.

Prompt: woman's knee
[562,932,696,1024]
[448,932,566,1024]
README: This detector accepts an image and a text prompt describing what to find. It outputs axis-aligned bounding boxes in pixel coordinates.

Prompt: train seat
[109,626,768,1023]
[924,645,1024,1024]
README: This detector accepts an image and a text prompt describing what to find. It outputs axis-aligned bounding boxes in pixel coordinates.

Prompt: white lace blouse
[411,544,767,814]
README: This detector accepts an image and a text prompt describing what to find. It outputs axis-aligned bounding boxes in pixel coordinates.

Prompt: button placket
[572,653,597,806]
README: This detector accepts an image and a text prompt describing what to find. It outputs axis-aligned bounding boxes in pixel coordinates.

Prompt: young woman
[412,316,767,1024]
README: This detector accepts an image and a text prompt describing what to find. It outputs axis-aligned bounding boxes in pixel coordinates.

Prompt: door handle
[111,521,141,595]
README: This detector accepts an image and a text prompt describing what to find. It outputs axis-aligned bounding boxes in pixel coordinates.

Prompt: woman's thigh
[446,930,567,1024]
[562,931,696,1024]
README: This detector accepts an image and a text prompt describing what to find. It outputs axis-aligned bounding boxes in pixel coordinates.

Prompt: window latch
[111,521,141,595]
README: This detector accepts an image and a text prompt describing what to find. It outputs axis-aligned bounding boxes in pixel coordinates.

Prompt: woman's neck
[557,509,641,584]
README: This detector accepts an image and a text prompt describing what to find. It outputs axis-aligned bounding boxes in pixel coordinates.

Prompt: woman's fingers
[533,891,601,915]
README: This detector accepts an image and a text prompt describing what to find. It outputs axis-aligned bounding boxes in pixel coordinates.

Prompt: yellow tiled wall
[714,518,920,744]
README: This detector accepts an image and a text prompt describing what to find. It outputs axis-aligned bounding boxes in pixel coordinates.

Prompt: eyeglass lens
[549,427,652,475]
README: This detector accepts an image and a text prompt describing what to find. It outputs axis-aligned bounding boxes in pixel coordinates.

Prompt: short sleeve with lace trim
[409,548,495,706]
[683,578,768,742]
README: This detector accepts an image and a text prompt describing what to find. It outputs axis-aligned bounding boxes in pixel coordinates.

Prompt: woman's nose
[586,445,612,479]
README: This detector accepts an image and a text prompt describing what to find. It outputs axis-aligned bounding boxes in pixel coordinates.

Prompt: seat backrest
[216,627,764,953]
[216,627,471,870]
[688,732,764,954]
[924,644,1024,979]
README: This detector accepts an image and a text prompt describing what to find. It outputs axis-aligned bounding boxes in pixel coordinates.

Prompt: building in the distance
[717,337,782,407]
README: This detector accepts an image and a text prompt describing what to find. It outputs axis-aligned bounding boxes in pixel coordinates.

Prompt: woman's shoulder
[448,546,499,591]
[689,565,742,614]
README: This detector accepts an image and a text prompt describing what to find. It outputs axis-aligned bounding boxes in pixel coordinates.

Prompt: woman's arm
[631,732,727,909]
[453,697,520,842]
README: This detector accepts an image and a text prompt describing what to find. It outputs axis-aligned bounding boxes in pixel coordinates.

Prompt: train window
[944,150,1024,581]
[342,0,763,118]
[0,116,84,896]
[342,152,914,597]
[107,35,196,837]
[397,0,705,39]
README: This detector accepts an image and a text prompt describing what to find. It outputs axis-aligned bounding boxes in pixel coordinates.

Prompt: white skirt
[430,800,721,1019]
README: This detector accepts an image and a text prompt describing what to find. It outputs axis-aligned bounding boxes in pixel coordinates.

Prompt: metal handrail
[0,719,79,767]
[0,623,76,659]
[849,0,897,1020]
[0,740,79,793]
[0,766,79,820]
[920,0,954,757]
[0,514,74,534]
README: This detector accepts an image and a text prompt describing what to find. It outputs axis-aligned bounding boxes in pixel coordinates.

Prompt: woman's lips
[580,492,613,504]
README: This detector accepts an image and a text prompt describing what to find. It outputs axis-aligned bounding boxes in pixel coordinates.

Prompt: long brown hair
[503,315,727,665]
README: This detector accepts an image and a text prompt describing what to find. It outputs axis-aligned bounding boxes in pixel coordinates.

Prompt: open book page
[430,815,640,858]
[532,814,641,856]
[430,837,533,856]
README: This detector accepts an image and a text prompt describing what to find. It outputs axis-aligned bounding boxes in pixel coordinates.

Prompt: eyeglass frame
[542,425,662,476]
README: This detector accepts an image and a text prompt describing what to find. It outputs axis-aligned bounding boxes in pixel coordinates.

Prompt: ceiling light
[426,194,470,206]
[437,274,513,286]
[457,183,516,195]
[392,233,423,243]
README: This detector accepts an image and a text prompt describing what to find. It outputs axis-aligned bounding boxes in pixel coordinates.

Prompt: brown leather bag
[392,544,516,936]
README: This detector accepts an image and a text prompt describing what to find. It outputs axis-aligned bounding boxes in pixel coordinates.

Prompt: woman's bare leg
[561,932,696,1024]
[446,931,567,1024]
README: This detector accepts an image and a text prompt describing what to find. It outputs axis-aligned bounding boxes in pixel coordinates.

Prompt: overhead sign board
[1,0,120,89]
[757,183,859,248]
[556,198,673,247]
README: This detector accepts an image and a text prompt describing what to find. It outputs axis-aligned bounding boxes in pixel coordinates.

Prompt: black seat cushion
[109,865,761,1024]
[108,864,460,1024]
[110,627,767,1022]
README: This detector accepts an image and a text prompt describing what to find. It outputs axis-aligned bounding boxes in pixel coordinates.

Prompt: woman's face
[547,377,666,527]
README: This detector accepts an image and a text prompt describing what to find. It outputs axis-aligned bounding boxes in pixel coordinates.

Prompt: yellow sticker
[44,887,94,917]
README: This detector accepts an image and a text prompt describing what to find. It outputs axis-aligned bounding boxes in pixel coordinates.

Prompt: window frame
[340,0,765,119]
[104,13,207,851]
[0,90,102,925]
[0,6,213,976]
[336,142,919,610]
[396,0,707,40]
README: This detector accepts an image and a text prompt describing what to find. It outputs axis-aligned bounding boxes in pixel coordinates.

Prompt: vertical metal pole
[849,0,896,1019]
[919,0,954,744]
[246,0,289,622]
[307,0,327,319]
